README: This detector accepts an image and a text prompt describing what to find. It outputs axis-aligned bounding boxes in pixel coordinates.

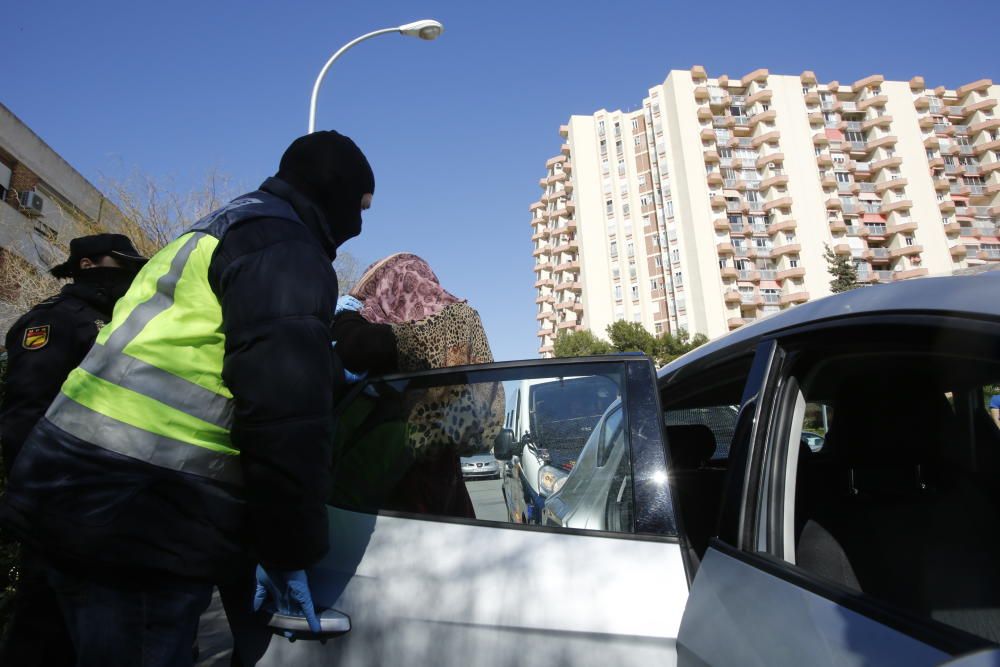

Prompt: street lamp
[308,19,444,133]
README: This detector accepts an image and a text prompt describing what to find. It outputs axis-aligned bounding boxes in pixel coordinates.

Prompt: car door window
[329,359,670,537]
[770,331,1000,648]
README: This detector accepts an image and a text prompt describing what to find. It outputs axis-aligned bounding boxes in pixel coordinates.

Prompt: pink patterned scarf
[349,253,464,325]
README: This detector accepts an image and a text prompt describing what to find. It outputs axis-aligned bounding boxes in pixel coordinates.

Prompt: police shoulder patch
[22,325,50,350]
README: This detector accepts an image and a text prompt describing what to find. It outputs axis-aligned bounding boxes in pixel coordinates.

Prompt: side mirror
[493,429,516,461]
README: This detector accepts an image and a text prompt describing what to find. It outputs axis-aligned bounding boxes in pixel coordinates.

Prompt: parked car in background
[245,271,1000,667]
[460,453,499,479]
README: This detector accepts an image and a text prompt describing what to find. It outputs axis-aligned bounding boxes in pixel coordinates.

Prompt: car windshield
[529,376,619,468]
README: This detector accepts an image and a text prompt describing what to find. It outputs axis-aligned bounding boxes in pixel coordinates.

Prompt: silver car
[241,270,1000,667]
[460,453,499,479]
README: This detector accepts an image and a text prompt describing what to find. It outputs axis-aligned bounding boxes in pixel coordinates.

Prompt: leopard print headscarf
[350,253,463,325]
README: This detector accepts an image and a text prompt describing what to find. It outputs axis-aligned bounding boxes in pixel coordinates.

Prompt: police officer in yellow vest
[0,131,374,667]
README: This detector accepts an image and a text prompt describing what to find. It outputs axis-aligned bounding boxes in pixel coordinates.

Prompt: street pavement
[195,475,508,665]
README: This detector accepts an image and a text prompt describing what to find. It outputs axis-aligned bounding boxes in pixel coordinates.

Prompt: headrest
[667,424,716,470]
[826,376,953,469]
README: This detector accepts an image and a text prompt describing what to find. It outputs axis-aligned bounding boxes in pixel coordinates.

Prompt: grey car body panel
[678,548,949,667]
[258,507,688,666]
[659,270,1000,383]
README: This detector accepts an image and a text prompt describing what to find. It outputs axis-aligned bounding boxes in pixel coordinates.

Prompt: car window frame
[329,355,679,543]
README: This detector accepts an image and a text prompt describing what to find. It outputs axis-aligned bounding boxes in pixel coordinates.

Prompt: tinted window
[664,406,737,460]
[329,362,640,536]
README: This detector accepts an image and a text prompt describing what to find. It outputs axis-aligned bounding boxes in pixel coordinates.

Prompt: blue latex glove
[252,566,321,636]
[335,295,363,316]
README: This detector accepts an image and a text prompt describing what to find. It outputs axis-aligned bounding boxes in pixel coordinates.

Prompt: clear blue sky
[6,0,999,361]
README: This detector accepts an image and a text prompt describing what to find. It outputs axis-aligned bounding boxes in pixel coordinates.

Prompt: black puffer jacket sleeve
[331,310,398,376]
[209,217,342,570]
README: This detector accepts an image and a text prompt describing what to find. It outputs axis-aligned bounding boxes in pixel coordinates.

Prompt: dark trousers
[45,561,213,667]
[0,548,75,666]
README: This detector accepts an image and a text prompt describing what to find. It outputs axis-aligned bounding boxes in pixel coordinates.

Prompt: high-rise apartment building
[531,67,1000,356]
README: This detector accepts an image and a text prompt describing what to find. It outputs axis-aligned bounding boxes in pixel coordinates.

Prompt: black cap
[50,234,148,279]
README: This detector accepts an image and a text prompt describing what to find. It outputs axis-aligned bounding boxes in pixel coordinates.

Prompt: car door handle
[267,609,351,638]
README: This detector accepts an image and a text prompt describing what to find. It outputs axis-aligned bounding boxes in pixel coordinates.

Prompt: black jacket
[1,283,114,475]
[1,179,344,579]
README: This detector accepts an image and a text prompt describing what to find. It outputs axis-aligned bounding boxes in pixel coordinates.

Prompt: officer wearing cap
[0,233,146,667]
[2,233,148,473]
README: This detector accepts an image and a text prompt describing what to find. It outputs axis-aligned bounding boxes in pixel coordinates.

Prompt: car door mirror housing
[493,428,517,460]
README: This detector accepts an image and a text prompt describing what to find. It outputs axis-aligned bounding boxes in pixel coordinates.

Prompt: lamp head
[398,19,444,40]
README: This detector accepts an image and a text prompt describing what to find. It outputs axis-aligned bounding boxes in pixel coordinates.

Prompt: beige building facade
[531,67,1000,356]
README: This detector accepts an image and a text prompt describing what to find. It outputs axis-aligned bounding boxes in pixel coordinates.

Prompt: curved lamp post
[308,19,444,133]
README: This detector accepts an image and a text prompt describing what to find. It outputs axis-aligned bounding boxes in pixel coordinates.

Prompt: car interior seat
[666,424,726,561]
[796,377,1000,643]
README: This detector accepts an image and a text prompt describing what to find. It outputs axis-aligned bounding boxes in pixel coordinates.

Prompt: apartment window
[602,159,609,174]
[655,323,663,334]
[612,266,621,280]
[629,264,638,280]
[786,232,796,242]
[622,203,631,218]
[673,271,683,287]
[833,153,846,164]
[631,118,639,130]
[638,174,647,186]
[616,140,624,155]
[719,147,732,158]
[614,123,621,137]
[606,199,614,216]
[836,171,851,183]
[815,147,823,156]
[610,240,618,257]
[846,131,864,143]
[789,257,799,268]
[598,120,606,136]
[642,215,651,228]
[654,256,662,267]
[626,241,635,257]
[650,279,660,291]
[671,248,681,264]
[615,306,625,319]
[631,285,640,301]
[905,235,915,246]
[665,201,674,218]
[618,159,626,176]
[600,139,607,155]
[634,136,642,147]
[614,285,623,301]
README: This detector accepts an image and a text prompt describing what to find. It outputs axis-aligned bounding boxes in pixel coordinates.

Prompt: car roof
[659,270,1000,379]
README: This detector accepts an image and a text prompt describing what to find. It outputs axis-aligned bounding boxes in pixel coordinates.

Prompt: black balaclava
[275,131,375,249]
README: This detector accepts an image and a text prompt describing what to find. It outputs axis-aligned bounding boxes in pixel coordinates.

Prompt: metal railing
[846,225,864,235]
[933,124,950,133]
[737,270,756,280]
[762,293,781,304]
[875,270,895,282]
[867,224,888,235]
[747,201,765,212]
[870,248,890,258]
[859,183,877,193]
[854,161,871,171]
[759,270,777,280]
[846,121,863,131]
[969,185,986,196]
[750,223,768,234]
[838,182,855,192]
[851,141,866,151]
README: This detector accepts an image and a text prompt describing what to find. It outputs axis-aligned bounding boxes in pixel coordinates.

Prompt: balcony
[717,241,735,256]
[858,95,888,111]
[887,220,918,235]
[959,226,980,238]
[703,148,720,163]
[756,152,784,169]
[890,244,923,258]
[829,219,848,233]
[895,268,929,280]
[768,218,797,234]
[833,243,851,256]
[714,217,731,231]
[943,221,962,235]
[776,267,805,280]
[880,199,913,214]
[738,270,761,282]
[720,266,739,280]
[780,291,810,305]
[534,278,554,288]
[761,174,789,189]
[825,197,843,210]
[869,247,891,262]
[772,243,802,258]
[866,223,888,237]
[764,196,793,212]
[724,290,742,305]
[750,110,777,127]
[752,131,780,148]
[980,248,1000,261]
[875,177,908,193]
[728,317,754,330]
[707,171,723,186]
[863,115,893,131]
[950,244,968,258]
[873,270,895,283]
[748,247,772,259]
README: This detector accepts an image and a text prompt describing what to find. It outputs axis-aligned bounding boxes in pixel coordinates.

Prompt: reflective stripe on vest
[48,232,240,484]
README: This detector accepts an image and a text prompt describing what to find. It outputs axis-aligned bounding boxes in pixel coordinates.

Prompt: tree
[824,243,860,293]
[606,320,657,355]
[553,321,708,367]
[553,329,612,357]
